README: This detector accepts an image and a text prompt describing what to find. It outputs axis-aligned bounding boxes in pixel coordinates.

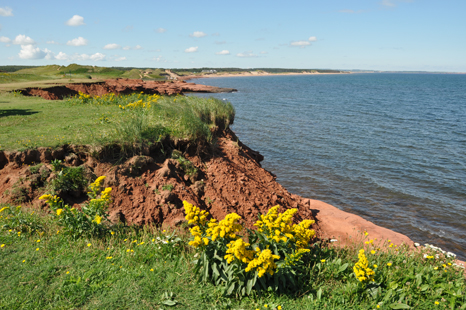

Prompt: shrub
[183,201,315,296]
[40,176,112,238]
[49,160,88,195]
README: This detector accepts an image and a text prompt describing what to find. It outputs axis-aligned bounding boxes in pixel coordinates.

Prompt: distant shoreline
[182,71,349,81]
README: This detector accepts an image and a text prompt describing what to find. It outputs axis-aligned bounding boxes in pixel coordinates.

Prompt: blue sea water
[189,73,466,260]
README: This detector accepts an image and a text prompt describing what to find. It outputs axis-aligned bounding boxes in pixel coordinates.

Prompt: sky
[0,0,465,72]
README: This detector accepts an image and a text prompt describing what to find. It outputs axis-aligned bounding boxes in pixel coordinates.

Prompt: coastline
[181,71,349,81]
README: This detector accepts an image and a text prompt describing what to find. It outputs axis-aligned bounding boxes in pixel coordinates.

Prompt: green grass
[0,92,235,151]
[1,205,465,309]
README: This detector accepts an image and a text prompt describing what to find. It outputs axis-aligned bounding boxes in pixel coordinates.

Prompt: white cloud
[18,45,53,60]
[0,36,11,43]
[122,45,142,50]
[55,52,68,60]
[236,51,257,58]
[46,40,60,44]
[260,51,268,54]
[66,15,85,26]
[190,31,207,38]
[67,37,88,46]
[90,53,105,61]
[103,43,120,50]
[185,46,198,53]
[54,52,106,61]
[216,50,230,55]
[308,36,317,42]
[155,28,166,33]
[0,7,13,17]
[13,34,35,45]
[290,40,311,47]
[115,56,126,61]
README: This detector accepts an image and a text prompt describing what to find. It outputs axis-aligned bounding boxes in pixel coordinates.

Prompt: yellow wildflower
[93,215,102,224]
[245,248,280,277]
[353,249,375,283]
[183,201,210,226]
[206,213,242,241]
[56,209,63,216]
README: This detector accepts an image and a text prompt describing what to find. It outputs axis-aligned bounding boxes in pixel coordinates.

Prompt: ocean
[189,73,466,260]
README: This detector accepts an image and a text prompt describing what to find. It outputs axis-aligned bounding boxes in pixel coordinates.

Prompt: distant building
[201,70,217,73]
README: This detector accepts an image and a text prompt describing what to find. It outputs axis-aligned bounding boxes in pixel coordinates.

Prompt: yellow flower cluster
[206,213,242,241]
[245,248,280,277]
[254,205,315,247]
[353,249,375,283]
[224,238,255,264]
[100,187,112,201]
[93,215,102,224]
[183,201,209,226]
[78,91,91,99]
[188,226,209,247]
[89,176,106,193]
[38,194,62,204]
[0,206,10,213]
[119,95,160,110]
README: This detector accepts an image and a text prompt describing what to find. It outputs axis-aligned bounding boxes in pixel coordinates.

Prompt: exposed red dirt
[19,78,237,100]
[1,130,464,268]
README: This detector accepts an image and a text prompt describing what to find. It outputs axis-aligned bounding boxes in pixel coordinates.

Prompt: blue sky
[0,0,465,72]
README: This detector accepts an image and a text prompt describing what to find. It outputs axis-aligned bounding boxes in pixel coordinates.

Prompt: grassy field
[0,203,465,309]
[0,65,166,90]
[0,92,234,151]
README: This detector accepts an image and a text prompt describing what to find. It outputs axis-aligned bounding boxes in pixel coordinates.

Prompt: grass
[1,204,465,309]
[0,92,235,151]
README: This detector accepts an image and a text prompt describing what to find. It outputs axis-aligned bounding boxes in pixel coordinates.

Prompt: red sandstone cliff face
[0,130,310,229]
[19,78,237,100]
[2,130,465,267]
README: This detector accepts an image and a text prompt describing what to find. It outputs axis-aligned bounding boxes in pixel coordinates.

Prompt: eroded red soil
[19,78,237,100]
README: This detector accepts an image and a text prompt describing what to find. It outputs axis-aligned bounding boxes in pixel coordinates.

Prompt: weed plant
[48,160,88,195]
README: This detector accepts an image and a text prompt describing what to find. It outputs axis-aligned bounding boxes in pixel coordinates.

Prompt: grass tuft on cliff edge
[0,92,234,151]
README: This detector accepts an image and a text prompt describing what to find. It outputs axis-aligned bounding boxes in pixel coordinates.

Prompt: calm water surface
[190,74,466,259]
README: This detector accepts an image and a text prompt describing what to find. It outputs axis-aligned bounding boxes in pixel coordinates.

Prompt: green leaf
[226,282,235,295]
[317,287,322,300]
[162,300,177,306]
[389,303,410,309]
[246,278,253,295]
[338,263,348,274]
[212,262,220,278]
[420,284,429,292]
